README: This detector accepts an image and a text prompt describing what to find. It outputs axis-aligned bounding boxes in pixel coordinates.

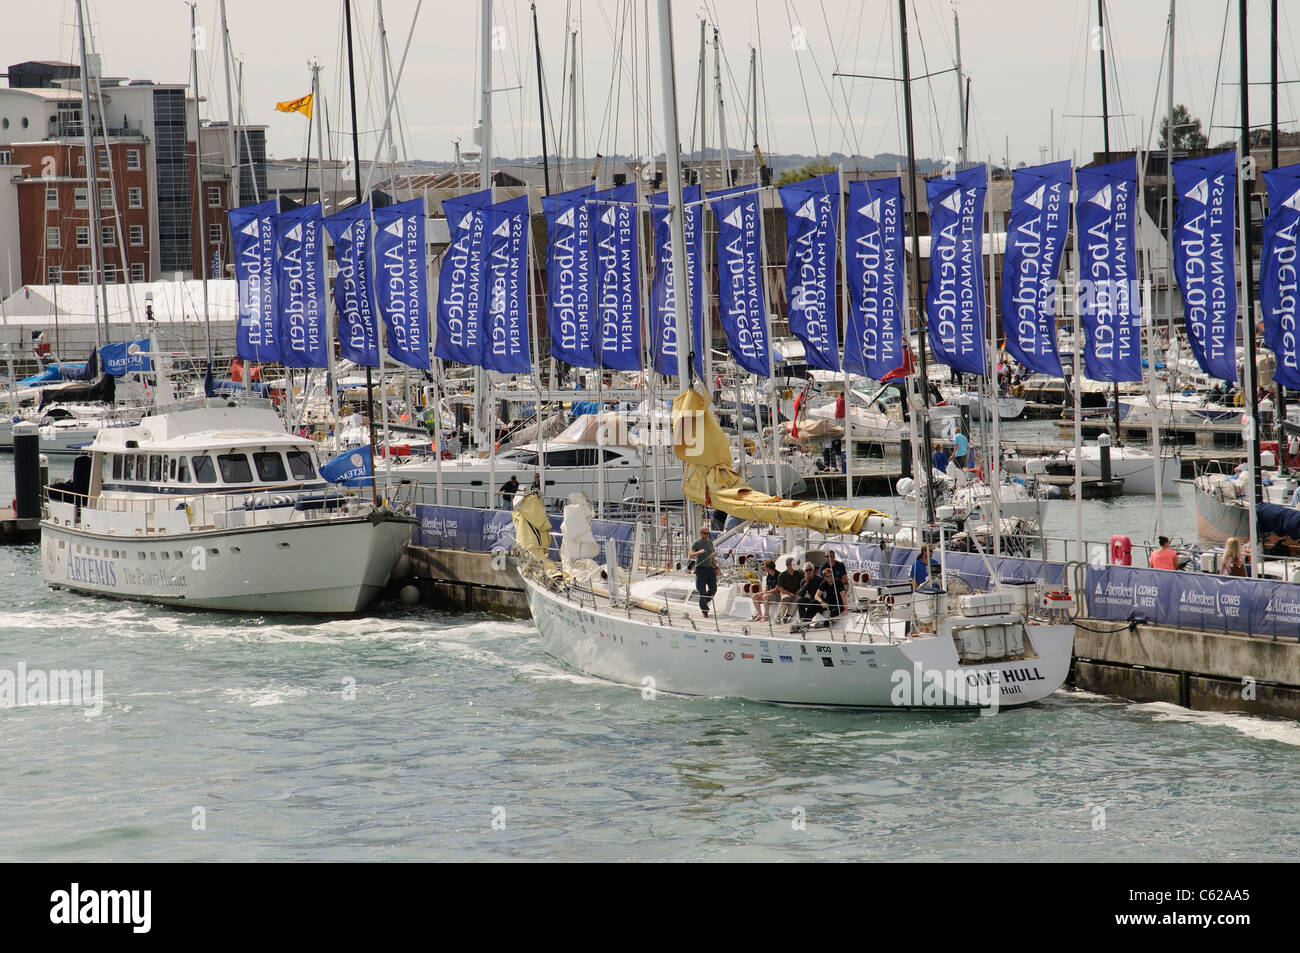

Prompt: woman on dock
[1221,537,1248,577]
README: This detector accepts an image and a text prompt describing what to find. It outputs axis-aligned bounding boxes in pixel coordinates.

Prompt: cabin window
[112,455,122,480]
[217,453,253,484]
[136,454,148,479]
[286,451,315,480]
[149,455,162,482]
[254,452,287,483]
[176,456,191,483]
[168,457,176,480]
[123,456,136,480]
[192,455,217,484]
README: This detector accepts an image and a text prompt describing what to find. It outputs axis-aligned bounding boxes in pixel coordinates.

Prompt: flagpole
[311,63,341,443]
[343,0,379,505]
[1239,0,1262,578]
[987,158,1001,569]
[840,165,853,505]
[1071,160,1084,564]
[1139,147,1165,537]
[188,1,211,370]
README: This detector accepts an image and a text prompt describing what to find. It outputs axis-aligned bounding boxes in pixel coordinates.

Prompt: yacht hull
[41,514,412,613]
[522,574,1073,710]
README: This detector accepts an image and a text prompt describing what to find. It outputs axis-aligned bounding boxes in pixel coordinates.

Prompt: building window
[101,226,115,247]
[128,187,142,209]
[76,226,90,247]
[131,262,145,282]
[207,185,221,207]
[208,223,221,245]
[99,187,113,210]
[0,150,10,164]
[74,188,88,209]
[103,263,119,283]
[127,150,140,171]
[98,150,109,170]
[77,265,91,284]
[45,186,58,210]
[130,225,144,246]
[46,227,60,249]
[47,266,61,284]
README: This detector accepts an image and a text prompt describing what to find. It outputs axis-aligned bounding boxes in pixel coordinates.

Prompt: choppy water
[3,447,1298,862]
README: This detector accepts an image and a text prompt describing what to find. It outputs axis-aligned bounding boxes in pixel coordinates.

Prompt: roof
[91,399,310,453]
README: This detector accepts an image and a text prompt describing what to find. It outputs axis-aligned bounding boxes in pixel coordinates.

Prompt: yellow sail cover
[512,492,551,561]
[672,389,894,535]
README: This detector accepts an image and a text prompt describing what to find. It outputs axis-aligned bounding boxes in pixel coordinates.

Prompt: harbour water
[3,455,1299,862]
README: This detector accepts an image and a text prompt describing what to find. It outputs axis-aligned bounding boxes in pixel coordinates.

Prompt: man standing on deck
[952,429,969,470]
[690,526,718,617]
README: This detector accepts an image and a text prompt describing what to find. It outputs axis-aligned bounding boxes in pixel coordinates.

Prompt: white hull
[392,455,806,506]
[521,574,1073,710]
[1067,447,1181,495]
[42,515,412,613]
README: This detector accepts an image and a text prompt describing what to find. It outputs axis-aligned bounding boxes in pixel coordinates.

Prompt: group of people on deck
[747,551,851,623]
[931,430,969,476]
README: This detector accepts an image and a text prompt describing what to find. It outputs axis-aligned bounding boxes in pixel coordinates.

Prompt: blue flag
[436,189,493,368]
[1001,160,1071,378]
[844,178,906,380]
[542,185,597,369]
[320,445,373,487]
[99,337,152,376]
[709,185,771,377]
[649,184,704,379]
[480,196,532,375]
[925,165,987,376]
[779,173,841,372]
[323,202,379,367]
[375,198,430,371]
[274,203,329,369]
[1260,163,1300,390]
[592,183,641,371]
[1173,151,1238,382]
[1076,158,1142,382]
[229,199,280,363]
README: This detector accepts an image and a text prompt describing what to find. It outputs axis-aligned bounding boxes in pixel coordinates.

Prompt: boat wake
[1133,701,1300,747]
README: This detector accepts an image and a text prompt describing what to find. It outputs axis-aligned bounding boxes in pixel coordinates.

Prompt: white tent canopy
[0,279,237,363]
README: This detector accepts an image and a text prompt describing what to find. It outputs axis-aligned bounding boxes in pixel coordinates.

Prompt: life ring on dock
[1110,535,1132,566]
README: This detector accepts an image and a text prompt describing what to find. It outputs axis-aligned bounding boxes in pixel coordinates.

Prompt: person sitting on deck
[1148,536,1179,571]
[773,557,803,623]
[795,563,824,621]
[815,565,845,619]
[932,448,949,474]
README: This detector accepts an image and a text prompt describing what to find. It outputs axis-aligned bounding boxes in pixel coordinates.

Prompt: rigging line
[782,0,821,156]
[840,0,875,160]
[780,0,857,159]
[1207,0,1232,147]
[818,0,864,156]
[589,0,626,162]
[1143,13,1171,153]
[910,0,947,166]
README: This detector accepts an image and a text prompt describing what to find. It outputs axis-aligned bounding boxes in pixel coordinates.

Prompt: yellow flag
[275,93,313,119]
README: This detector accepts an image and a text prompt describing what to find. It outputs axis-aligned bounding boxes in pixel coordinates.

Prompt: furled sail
[671,389,896,535]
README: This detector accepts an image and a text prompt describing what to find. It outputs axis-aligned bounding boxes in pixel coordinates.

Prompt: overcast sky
[6,1,1299,170]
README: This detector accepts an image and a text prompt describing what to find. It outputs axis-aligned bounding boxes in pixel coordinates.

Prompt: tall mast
[898,0,935,527]
[343,0,380,504]
[220,0,239,207]
[698,19,712,384]
[1096,0,1121,440]
[189,1,212,367]
[953,9,966,170]
[748,47,759,184]
[531,2,552,196]
[1165,1,1174,377]
[713,28,730,186]
[1271,0,1287,451]
[378,0,401,196]
[74,0,105,350]
[569,29,578,180]
[655,0,697,529]
[1240,0,1262,574]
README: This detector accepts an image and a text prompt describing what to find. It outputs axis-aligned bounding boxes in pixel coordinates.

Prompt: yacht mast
[189,1,212,368]
[74,0,105,350]
[220,0,239,208]
[898,0,936,527]
[1096,0,1121,441]
[342,0,380,504]
[1239,0,1261,575]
